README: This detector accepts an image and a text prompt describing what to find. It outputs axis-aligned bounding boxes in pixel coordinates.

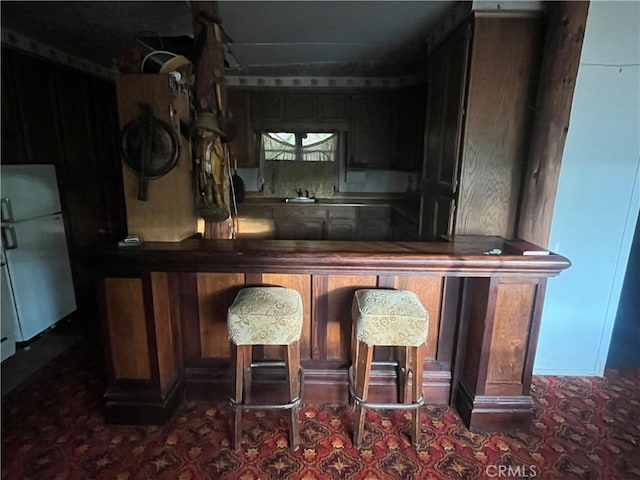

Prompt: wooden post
[517,1,590,247]
[191,0,233,239]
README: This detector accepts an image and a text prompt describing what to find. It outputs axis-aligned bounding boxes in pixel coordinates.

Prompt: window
[262,132,337,162]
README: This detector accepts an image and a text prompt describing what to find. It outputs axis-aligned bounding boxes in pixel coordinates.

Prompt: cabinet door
[349,94,392,169]
[423,22,471,190]
[318,94,349,121]
[420,193,455,240]
[392,87,426,172]
[438,24,471,190]
[327,219,357,240]
[358,206,390,240]
[283,93,316,120]
[227,90,255,167]
[423,48,446,183]
[391,214,419,241]
[276,220,324,240]
[251,92,283,123]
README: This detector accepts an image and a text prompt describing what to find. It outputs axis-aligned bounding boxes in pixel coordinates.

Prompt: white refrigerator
[1,164,76,343]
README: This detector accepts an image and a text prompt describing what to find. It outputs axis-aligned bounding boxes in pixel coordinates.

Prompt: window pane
[301,133,334,147]
[262,132,336,162]
[263,133,296,161]
[268,132,296,145]
[300,133,336,162]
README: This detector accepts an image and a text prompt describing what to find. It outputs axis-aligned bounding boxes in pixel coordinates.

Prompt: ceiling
[1,1,459,77]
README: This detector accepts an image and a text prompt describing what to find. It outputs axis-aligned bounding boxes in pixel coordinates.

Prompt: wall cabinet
[348,94,392,169]
[272,204,327,240]
[226,90,255,168]
[318,95,349,121]
[327,206,358,240]
[357,206,391,241]
[327,220,357,240]
[390,208,420,241]
[283,93,316,120]
[227,88,425,173]
[250,92,283,122]
[422,24,469,192]
[419,13,544,240]
[392,87,427,172]
[276,220,325,240]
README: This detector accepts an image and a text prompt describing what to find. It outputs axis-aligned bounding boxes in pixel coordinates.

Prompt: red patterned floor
[2,342,639,479]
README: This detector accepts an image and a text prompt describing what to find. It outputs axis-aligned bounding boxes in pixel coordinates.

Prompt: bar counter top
[88,235,570,276]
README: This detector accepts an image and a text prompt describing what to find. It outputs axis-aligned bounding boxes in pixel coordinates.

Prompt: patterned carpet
[2,341,639,480]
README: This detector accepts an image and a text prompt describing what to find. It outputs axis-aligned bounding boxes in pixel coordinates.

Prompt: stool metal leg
[353,341,373,448]
[243,346,252,404]
[410,345,424,448]
[350,323,358,406]
[231,343,249,450]
[285,341,301,450]
[396,346,410,404]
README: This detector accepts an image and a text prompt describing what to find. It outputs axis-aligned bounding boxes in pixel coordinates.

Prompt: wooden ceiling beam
[517,1,590,247]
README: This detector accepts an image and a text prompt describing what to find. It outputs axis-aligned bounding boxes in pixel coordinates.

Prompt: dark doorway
[606,211,640,368]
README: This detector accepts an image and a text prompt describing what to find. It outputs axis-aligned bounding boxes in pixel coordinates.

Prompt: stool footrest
[230,395,302,411]
[352,395,424,411]
[250,361,288,368]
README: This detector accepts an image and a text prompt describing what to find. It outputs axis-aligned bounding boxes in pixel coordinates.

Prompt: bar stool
[350,289,429,449]
[227,287,304,450]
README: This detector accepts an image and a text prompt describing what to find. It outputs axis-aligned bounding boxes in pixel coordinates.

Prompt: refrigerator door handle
[1,226,18,250]
[0,198,13,223]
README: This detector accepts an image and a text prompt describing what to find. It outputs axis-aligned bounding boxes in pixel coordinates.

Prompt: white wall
[534,1,640,376]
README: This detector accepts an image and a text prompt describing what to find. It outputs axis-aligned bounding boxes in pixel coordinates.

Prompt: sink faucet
[296,188,309,198]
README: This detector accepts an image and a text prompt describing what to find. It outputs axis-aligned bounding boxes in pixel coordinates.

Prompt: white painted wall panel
[534,1,640,376]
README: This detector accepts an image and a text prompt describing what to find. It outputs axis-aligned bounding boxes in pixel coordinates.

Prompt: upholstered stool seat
[350,289,429,449]
[227,287,304,450]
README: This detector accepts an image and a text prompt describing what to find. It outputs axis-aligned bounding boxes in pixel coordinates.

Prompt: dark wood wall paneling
[0,47,126,286]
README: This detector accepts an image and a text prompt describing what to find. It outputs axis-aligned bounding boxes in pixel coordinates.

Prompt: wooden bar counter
[87,236,570,432]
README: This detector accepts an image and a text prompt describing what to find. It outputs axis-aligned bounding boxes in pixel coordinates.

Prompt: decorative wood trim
[141,272,161,390]
[85,237,572,278]
[245,273,262,285]
[226,75,426,89]
[311,275,328,360]
[151,272,177,390]
[104,277,150,380]
[1,29,113,80]
[180,273,202,363]
[437,277,462,363]
[522,279,547,394]
[377,275,395,289]
[455,378,534,432]
[104,377,182,425]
